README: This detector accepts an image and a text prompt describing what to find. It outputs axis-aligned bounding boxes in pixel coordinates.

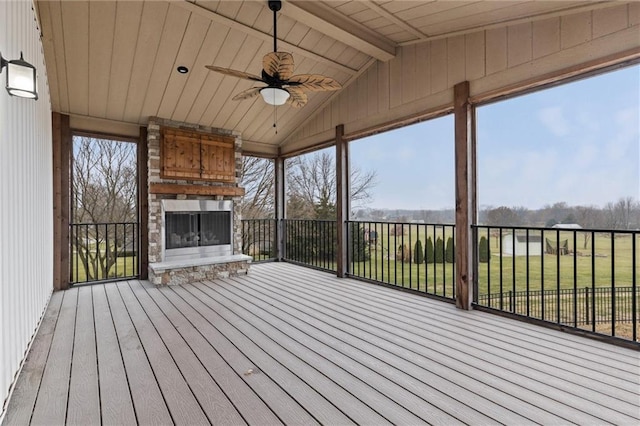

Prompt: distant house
[552,223,582,229]
[502,234,543,256]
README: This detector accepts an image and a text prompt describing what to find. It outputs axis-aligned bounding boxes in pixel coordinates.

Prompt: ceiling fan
[205,0,342,108]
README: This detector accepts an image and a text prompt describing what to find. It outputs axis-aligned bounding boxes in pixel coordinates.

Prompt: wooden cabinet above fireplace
[161,128,235,183]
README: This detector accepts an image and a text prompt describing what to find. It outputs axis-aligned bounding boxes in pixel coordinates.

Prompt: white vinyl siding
[0,0,53,413]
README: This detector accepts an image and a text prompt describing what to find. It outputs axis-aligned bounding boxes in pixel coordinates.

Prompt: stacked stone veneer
[147,117,250,285]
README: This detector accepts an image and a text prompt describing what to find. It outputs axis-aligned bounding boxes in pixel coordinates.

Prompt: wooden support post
[138,127,149,279]
[454,81,475,310]
[52,112,71,290]
[274,154,286,261]
[336,125,349,278]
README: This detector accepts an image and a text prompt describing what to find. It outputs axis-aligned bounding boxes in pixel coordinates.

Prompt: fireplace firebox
[162,200,233,261]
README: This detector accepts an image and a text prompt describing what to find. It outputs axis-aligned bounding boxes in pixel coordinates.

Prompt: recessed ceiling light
[177,66,189,74]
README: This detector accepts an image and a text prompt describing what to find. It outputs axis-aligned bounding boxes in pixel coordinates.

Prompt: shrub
[413,240,424,264]
[479,236,491,263]
[425,237,434,263]
[434,237,444,263]
[445,237,455,263]
[349,222,369,262]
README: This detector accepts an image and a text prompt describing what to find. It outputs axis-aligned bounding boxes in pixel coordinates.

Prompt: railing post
[454,81,475,310]
[274,154,285,261]
[336,124,349,278]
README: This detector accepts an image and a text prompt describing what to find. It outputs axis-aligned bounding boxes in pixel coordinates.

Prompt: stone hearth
[146,117,250,285]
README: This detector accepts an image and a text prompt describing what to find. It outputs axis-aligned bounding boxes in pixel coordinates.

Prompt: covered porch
[1,0,640,422]
[4,262,638,425]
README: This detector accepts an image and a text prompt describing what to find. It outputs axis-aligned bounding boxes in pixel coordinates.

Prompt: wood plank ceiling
[36,0,604,152]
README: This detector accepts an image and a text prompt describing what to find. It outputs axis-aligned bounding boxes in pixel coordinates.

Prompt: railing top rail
[70,222,138,226]
[284,219,337,223]
[348,220,455,227]
[473,224,639,235]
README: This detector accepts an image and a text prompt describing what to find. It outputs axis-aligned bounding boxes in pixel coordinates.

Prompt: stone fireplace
[146,117,251,285]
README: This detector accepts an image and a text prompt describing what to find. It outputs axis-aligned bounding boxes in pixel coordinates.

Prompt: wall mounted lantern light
[0,52,38,100]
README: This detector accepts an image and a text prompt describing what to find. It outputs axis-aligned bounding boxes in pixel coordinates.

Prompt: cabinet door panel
[200,135,235,182]
[161,129,201,179]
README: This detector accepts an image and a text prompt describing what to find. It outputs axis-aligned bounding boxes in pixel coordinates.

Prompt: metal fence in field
[473,225,639,341]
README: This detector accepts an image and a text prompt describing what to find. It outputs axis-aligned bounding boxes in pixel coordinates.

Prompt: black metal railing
[347,221,456,300]
[241,219,277,262]
[70,222,139,284]
[473,225,639,342]
[284,219,337,272]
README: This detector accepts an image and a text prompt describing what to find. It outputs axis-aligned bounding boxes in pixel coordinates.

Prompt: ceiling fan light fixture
[260,86,289,106]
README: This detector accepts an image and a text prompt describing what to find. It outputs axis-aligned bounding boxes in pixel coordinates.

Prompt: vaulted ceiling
[36,0,608,152]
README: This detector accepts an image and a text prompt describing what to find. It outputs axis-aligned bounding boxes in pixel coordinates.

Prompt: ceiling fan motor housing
[268,1,282,12]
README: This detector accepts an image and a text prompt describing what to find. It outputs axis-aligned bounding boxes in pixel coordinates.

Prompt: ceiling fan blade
[205,65,263,82]
[232,87,263,101]
[285,86,307,108]
[263,52,294,80]
[287,74,342,92]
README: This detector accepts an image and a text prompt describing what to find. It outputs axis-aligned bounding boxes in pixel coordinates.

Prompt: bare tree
[485,206,523,226]
[72,137,137,280]
[240,156,274,219]
[604,197,636,230]
[285,151,377,219]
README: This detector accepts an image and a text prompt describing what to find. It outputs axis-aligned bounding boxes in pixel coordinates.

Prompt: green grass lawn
[71,252,138,283]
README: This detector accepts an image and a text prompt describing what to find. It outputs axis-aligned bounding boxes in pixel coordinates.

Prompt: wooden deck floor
[3,262,639,425]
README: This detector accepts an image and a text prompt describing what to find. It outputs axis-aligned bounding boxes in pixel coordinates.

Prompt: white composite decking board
[133,281,286,426]
[251,263,640,424]
[124,280,251,425]
[206,279,505,425]
[154,284,319,426]
[280,263,640,377]
[220,275,535,425]
[91,284,137,425]
[282,264,640,420]
[66,287,100,426]
[115,282,212,425]
[233,270,593,424]
[170,284,362,425]
[4,262,639,426]
[29,288,77,425]
[103,283,173,425]
[190,281,436,425]
[2,292,63,426]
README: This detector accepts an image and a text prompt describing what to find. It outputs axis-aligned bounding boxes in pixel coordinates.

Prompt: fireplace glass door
[165,211,231,250]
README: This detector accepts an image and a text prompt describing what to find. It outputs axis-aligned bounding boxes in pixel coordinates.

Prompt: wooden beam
[285,1,396,62]
[52,112,71,291]
[361,0,428,41]
[174,0,358,75]
[149,183,245,197]
[335,125,349,278]
[138,127,149,280]
[454,81,474,310]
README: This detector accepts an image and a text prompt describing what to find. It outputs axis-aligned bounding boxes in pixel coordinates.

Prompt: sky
[347,64,639,211]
